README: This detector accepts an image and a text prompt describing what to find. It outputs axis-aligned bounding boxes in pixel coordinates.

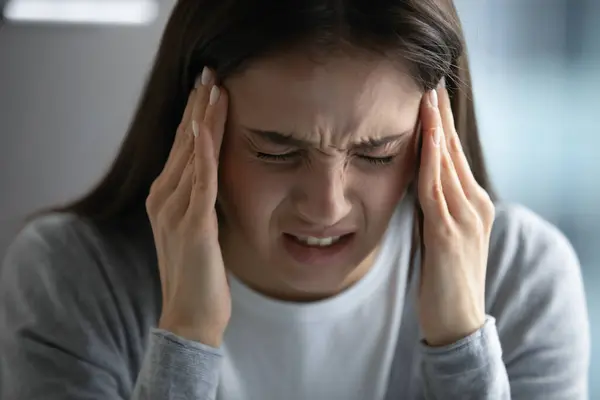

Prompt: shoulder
[1,211,161,334]
[4,213,103,264]
[3,211,156,287]
[2,213,101,289]
[487,202,581,292]
[4,212,90,257]
[490,202,576,257]
[0,213,161,395]
[485,202,590,369]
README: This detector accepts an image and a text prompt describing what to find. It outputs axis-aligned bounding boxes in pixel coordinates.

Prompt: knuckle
[462,205,479,226]
[199,121,213,139]
[434,219,456,243]
[440,150,453,167]
[198,162,218,185]
[471,214,485,236]
[195,175,214,194]
[194,171,208,189]
[449,134,462,153]
[156,204,177,229]
[475,185,491,203]
[459,206,484,235]
[181,129,193,147]
[176,124,186,138]
[145,195,157,215]
[149,178,161,194]
[429,181,443,203]
[483,202,495,225]
[146,186,162,215]
[475,188,495,223]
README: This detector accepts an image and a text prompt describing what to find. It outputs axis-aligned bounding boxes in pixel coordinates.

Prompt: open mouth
[281,232,356,267]
[288,234,345,247]
[285,232,355,247]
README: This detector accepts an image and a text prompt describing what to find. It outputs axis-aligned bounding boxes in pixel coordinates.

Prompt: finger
[203,85,228,160]
[180,74,203,133]
[437,86,478,198]
[159,68,214,190]
[166,153,195,221]
[418,90,450,224]
[191,66,215,130]
[435,84,471,220]
[438,122,473,223]
[148,88,198,210]
[165,66,212,188]
[160,123,194,193]
[189,122,218,222]
[160,87,198,179]
[412,120,423,181]
[437,79,454,151]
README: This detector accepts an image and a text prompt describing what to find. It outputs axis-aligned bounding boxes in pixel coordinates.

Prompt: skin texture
[150,50,494,347]
[218,51,423,301]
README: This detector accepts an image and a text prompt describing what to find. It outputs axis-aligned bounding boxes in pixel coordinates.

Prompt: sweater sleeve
[0,215,223,400]
[132,329,222,399]
[418,205,590,400]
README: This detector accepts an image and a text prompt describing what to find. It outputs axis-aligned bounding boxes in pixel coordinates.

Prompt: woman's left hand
[416,85,495,347]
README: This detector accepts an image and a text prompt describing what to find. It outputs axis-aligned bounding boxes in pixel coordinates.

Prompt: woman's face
[218,50,423,300]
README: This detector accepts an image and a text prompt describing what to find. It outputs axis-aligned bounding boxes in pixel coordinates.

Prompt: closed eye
[357,155,396,165]
[256,151,396,166]
[255,152,300,162]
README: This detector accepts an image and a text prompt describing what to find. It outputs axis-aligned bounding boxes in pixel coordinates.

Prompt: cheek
[352,152,416,218]
[219,148,288,232]
[355,167,408,209]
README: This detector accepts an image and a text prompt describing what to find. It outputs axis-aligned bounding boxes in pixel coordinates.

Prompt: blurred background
[0,0,598,394]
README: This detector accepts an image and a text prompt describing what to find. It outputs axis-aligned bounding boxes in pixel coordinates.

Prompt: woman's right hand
[145,67,230,348]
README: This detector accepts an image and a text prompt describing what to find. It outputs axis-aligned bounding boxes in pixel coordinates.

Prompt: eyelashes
[361,155,396,165]
[255,152,397,166]
[255,153,294,162]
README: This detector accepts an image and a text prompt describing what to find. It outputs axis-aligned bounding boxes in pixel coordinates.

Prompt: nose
[292,163,352,227]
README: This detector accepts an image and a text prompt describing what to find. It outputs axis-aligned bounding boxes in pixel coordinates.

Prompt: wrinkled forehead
[224,50,423,145]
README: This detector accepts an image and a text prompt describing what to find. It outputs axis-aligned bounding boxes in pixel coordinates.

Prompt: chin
[275,270,354,300]
[271,252,368,299]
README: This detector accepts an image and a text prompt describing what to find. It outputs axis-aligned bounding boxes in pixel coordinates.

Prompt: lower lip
[281,233,356,267]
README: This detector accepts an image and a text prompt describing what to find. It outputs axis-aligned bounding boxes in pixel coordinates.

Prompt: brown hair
[34,0,496,232]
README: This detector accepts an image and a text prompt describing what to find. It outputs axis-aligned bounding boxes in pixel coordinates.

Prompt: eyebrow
[245,127,413,150]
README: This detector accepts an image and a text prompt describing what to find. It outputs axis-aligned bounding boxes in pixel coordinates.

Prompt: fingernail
[209,85,220,106]
[438,76,446,89]
[194,75,202,89]
[433,127,441,146]
[192,120,199,138]
[201,67,212,86]
[429,89,438,108]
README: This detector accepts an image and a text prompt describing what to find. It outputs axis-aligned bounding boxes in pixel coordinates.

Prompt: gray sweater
[0,203,590,399]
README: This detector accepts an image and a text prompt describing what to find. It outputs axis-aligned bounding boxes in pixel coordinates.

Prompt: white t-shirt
[217,197,415,400]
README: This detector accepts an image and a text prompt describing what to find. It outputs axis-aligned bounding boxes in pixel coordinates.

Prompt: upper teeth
[295,236,342,247]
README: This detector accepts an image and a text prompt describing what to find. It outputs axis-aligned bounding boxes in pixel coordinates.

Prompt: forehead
[224,49,422,143]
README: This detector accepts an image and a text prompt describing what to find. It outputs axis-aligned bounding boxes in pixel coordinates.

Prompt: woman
[0,0,590,399]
